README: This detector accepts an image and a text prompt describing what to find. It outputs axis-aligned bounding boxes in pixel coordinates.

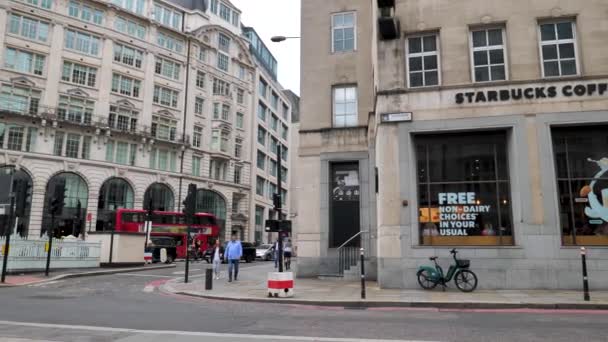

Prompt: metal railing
[0,100,190,145]
[336,231,369,276]
[0,236,101,272]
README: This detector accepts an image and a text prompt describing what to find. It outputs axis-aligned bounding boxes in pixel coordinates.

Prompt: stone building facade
[0,0,294,243]
[298,0,608,289]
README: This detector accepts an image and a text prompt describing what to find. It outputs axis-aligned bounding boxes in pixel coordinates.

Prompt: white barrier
[0,236,101,272]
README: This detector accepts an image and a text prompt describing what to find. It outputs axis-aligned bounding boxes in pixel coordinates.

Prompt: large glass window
[552,125,608,246]
[196,71,205,89]
[61,61,97,87]
[416,131,513,246]
[0,84,41,115]
[111,73,141,98]
[0,167,33,236]
[333,86,357,127]
[111,0,145,15]
[113,43,144,68]
[108,104,138,132]
[22,0,53,10]
[4,48,45,76]
[57,95,94,125]
[407,35,439,87]
[8,14,50,42]
[540,21,578,77]
[471,28,507,82]
[257,126,266,146]
[0,124,36,152]
[144,183,174,212]
[149,148,177,172]
[152,2,182,29]
[212,78,230,96]
[151,116,177,141]
[153,85,179,108]
[157,32,183,53]
[257,150,266,170]
[192,156,201,176]
[64,28,100,56]
[114,16,146,40]
[192,125,203,148]
[256,176,265,196]
[106,139,137,166]
[42,172,88,237]
[96,177,134,231]
[257,102,267,121]
[68,1,103,25]
[332,12,356,53]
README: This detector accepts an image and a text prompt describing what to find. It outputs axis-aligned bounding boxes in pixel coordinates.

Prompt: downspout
[178,18,191,211]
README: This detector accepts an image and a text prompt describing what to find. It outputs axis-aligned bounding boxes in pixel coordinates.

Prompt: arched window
[42,172,88,238]
[0,166,33,236]
[196,189,227,238]
[143,183,174,212]
[96,178,134,231]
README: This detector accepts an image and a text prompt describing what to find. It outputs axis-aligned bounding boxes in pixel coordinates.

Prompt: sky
[231,0,301,95]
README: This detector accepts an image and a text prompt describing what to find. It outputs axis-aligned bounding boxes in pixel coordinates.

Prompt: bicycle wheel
[454,269,478,292]
[417,269,438,290]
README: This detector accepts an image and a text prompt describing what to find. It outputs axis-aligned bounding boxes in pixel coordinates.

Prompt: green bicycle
[416,249,478,292]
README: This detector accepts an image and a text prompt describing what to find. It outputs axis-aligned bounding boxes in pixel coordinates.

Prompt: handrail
[337,230,369,250]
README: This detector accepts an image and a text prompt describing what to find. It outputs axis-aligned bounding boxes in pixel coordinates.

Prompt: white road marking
[0,320,438,342]
[116,274,173,278]
[142,286,155,293]
[27,281,64,287]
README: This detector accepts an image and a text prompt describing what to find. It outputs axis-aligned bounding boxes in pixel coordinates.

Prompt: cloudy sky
[231,0,301,95]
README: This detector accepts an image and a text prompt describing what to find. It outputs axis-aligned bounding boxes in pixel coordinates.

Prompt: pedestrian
[273,238,280,268]
[284,239,293,271]
[224,234,242,282]
[193,238,202,262]
[211,239,223,279]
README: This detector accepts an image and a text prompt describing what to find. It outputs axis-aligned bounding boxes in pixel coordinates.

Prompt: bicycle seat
[429,256,438,261]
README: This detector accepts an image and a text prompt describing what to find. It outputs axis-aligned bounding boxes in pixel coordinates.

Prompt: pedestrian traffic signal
[49,180,66,216]
[273,193,281,209]
[182,183,197,223]
[14,179,32,218]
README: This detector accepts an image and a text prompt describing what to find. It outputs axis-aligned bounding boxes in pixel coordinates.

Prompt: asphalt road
[1,261,608,342]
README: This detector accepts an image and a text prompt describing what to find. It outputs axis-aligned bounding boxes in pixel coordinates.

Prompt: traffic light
[273,193,281,209]
[14,179,32,218]
[182,183,197,224]
[50,180,66,216]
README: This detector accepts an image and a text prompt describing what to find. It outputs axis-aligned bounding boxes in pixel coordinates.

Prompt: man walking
[224,234,242,282]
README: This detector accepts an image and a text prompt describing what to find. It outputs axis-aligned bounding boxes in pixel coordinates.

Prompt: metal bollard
[205,268,213,290]
[581,247,590,301]
[360,248,366,300]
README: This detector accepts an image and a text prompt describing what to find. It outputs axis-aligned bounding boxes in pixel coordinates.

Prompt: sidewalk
[163,262,608,309]
[0,263,176,287]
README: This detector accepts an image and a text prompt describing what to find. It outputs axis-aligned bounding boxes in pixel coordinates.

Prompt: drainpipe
[178,20,192,211]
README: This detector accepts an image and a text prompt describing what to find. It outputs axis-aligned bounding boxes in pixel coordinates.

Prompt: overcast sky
[231,0,301,95]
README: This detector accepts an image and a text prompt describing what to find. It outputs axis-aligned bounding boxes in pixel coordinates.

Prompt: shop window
[416,131,513,246]
[552,125,608,246]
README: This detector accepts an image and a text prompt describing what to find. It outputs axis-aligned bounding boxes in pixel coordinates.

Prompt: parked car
[256,244,274,261]
[145,237,177,264]
[204,241,256,263]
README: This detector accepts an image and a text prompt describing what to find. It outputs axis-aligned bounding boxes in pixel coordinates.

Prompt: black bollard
[360,248,366,300]
[581,247,590,301]
[205,268,213,290]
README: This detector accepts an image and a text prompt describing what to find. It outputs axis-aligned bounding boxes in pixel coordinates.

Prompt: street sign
[380,112,412,123]
[86,213,92,222]
[265,219,292,233]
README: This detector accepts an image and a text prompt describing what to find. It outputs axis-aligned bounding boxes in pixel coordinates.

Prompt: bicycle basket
[456,259,470,268]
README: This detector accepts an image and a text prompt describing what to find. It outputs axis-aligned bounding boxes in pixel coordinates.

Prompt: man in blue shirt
[224,234,242,282]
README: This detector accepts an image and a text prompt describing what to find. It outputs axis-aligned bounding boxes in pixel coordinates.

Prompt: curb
[0,264,177,287]
[171,291,608,310]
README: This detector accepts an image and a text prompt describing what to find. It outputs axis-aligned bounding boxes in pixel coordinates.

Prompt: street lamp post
[270,36,301,43]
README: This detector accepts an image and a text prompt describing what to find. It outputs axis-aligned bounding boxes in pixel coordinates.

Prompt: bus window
[195,216,217,226]
[122,213,143,223]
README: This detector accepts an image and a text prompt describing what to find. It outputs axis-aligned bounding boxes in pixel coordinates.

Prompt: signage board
[381,112,412,123]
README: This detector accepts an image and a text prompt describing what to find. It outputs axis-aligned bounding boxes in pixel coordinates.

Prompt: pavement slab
[163,262,608,309]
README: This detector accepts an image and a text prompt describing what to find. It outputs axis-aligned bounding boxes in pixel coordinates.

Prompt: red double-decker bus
[112,209,219,259]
